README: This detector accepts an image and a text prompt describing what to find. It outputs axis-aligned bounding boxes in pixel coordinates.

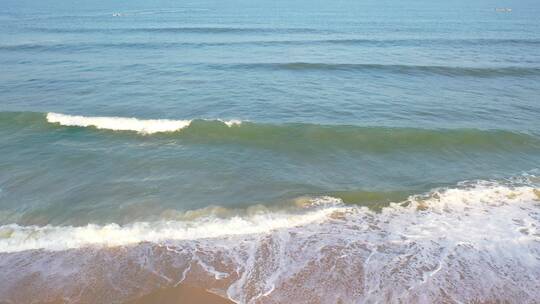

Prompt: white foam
[46,112,192,134]
[0,183,538,255]
[222,182,540,303]
[0,200,342,253]
[1,182,539,303]
[46,112,244,134]
[218,119,242,127]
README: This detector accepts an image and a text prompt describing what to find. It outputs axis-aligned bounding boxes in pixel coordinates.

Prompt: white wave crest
[0,183,538,254]
[0,198,342,253]
[47,112,192,134]
[46,113,244,134]
[217,118,242,127]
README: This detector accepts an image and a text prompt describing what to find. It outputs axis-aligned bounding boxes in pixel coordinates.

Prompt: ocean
[1,0,540,303]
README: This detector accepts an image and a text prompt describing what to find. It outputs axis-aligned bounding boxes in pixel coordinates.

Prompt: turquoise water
[1,1,540,303]
[1,112,539,225]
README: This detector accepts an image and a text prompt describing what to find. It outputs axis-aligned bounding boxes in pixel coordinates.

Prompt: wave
[320,37,540,46]
[1,178,539,303]
[1,112,538,152]
[0,178,537,253]
[219,62,540,77]
[0,197,341,253]
[3,38,539,52]
[46,112,240,134]
[27,26,325,34]
[13,26,540,46]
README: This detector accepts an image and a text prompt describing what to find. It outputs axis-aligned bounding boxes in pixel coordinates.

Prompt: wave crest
[46,112,242,134]
[1,179,539,303]
[0,197,343,253]
[1,181,538,253]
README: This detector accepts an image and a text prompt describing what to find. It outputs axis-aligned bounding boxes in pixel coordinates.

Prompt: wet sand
[35,284,235,304]
[124,284,236,304]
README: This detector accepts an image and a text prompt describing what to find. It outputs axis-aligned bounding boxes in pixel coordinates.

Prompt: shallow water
[1,0,540,303]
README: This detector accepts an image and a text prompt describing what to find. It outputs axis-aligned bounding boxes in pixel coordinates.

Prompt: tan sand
[124,284,236,304]
[36,284,235,304]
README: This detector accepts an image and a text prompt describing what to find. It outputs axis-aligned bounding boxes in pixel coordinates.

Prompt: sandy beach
[36,284,235,304]
[125,284,235,304]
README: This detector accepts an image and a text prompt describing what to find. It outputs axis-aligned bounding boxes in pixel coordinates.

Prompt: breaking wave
[46,112,241,134]
[0,177,539,303]
[0,179,538,253]
[0,197,341,253]
[0,111,537,154]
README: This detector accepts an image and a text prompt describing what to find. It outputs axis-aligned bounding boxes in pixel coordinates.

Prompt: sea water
[1,0,539,303]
